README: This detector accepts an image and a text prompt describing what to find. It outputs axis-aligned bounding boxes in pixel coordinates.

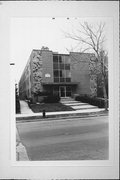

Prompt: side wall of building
[19,56,32,100]
[19,50,54,101]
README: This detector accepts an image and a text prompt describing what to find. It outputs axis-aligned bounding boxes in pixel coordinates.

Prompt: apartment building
[19,47,97,102]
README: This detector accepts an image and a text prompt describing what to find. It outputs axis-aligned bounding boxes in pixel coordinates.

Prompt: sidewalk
[16,128,29,161]
[20,100,33,114]
[16,100,107,121]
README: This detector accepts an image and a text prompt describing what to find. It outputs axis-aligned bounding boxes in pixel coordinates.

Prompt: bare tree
[65,22,108,110]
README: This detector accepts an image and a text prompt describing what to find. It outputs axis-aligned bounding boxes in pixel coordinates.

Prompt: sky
[10,17,111,83]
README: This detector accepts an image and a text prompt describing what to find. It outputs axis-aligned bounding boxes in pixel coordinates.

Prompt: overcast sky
[10,17,111,83]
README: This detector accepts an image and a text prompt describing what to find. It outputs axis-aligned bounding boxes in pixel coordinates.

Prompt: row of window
[53,55,71,64]
[53,55,71,70]
[54,77,71,83]
[54,70,71,78]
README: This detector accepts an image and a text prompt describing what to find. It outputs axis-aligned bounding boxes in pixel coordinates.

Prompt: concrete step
[60,97,74,100]
[71,105,98,110]
[63,102,89,106]
[61,100,81,104]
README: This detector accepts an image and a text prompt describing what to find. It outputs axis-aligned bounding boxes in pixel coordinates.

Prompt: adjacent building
[19,47,97,102]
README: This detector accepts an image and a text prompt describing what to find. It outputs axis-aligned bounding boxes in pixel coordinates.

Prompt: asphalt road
[17,115,109,160]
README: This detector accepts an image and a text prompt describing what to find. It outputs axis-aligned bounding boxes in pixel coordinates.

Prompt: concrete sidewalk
[20,100,33,114]
[16,128,29,161]
[16,100,107,121]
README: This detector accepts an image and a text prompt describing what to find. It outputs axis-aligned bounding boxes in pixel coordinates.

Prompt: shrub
[27,97,33,104]
[34,91,51,96]
[16,99,20,113]
[97,98,108,108]
[44,95,60,103]
[75,95,108,108]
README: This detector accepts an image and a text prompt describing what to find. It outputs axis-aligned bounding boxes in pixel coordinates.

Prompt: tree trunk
[102,75,108,111]
[98,51,108,111]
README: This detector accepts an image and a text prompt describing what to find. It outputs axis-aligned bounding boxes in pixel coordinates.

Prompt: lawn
[28,102,74,113]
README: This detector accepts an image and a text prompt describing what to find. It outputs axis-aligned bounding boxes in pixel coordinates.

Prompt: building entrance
[53,86,72,97]
[59,86,71,97]
[59,86,66,97]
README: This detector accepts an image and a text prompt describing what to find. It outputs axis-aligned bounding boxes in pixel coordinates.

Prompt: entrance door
[59,86,66,97]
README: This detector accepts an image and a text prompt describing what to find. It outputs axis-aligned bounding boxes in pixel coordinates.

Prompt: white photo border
[0,1,119,179]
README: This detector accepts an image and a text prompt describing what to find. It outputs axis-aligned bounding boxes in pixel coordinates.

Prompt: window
[66,70,71,78]
[59,56,62,63]
[54,78,59,82]
[53,55,58,63]
[66,86,71,96]
[66,78,71,82]
[66,57,71,64]
[54,70,59,77]
[60,78,65,82]
[65,64,70,70]
[53,63,59,69]
[66,91,71,96]
[60,70,62,77]
[61,70,66,78]
[60,63,64,69]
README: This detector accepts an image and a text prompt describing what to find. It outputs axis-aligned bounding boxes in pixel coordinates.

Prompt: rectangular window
[65,64,70,70]
[54,70,59,77]
[59,56,62,63]
[61,56,65,64]
[59,63,64,69]
[60,70,62,77]
[53,63,59,69]
[66,78,71,82]
[66,70,71,78]
[65,57,71,64]
[66,91,71,96]
[60,78,65,82]
[66,86,71,91]
[54,78,59,82]
[66,86,71,96]
[53,55,58,63]
[60,70,65,78]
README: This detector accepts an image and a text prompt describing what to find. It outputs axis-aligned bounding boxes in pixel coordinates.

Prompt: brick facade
[19,48,97,101]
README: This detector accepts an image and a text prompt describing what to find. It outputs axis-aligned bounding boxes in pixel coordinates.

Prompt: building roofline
[32,49,94,56]
[53,53,69,56]
[70,52,95,55]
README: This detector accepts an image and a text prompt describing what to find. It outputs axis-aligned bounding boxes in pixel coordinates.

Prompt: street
[16,115,109,160]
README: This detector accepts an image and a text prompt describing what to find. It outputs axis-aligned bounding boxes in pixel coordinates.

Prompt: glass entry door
[59,86,66,97]
[59,86,72,97]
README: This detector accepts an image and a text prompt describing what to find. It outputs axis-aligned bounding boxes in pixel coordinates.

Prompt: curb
[16,143,29,161]
[16,129,29,161]
[16,111,108,123]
